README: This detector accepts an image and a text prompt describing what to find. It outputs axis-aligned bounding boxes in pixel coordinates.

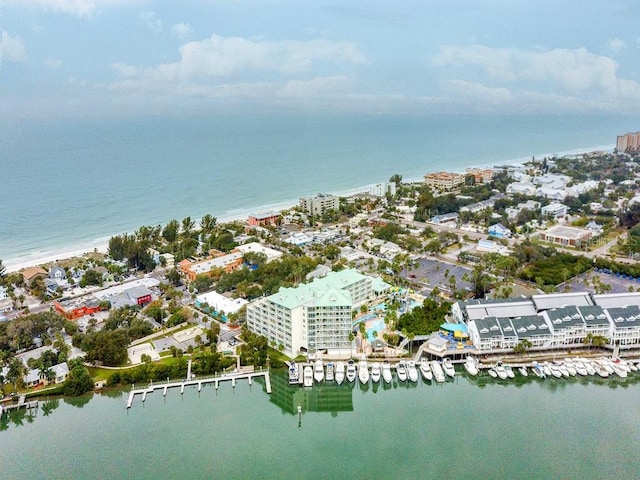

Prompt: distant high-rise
[616,132,640,152]
[299,193,339,216]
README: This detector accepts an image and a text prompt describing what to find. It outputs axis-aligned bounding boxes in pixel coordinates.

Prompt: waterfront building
[299,193,339,216]
[369,182,396,197]
[459,292,640,352]
[21,266,48,286]
[423,172,465,191]
[248,211,281,227]
[246,269,390,357]
[616,131,640,152]
[465,168,495,184]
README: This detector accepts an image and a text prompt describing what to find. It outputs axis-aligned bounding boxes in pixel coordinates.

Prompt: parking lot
[559,270,640,294]
[401,258,473,295]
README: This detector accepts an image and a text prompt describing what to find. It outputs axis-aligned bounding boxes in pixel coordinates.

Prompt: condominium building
[299,193,340,216]
[423,172,465,191]
[246,269,389,357]
[465,168,495,184]
[457,292,640,352]
[616,131,640,152]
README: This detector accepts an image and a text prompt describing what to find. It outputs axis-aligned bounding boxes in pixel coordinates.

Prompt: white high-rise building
[246,269,389,357]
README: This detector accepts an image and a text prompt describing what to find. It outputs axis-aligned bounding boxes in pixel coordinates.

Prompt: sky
[1,0,640,119]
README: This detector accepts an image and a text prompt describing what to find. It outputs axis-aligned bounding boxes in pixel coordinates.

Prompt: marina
[125,369,271,409]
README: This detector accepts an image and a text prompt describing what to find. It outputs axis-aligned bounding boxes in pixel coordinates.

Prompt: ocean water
[1,371,639,479]
[0,113,636,267]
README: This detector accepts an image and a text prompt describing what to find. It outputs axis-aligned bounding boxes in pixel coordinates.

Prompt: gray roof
[593,292,640,309]
[510,315,552,338]
[464,299,537,321]
[532,292,593,311]
[577,305,609,327]
[496,317,517,338]
[473,317,503,339]
[607,305,640,329]
[546,306,586,330]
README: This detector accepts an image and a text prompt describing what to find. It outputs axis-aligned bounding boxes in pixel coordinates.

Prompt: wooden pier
[126,369,272,408]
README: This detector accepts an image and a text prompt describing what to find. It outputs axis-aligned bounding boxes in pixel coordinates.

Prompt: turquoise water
[2,371,639,479]
[1,113,636,267]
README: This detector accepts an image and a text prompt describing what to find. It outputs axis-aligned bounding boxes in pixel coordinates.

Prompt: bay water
[1,113,636,268]
[1,371,639,479]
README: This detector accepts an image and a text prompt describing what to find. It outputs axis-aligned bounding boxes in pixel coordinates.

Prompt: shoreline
[3,143,614,273]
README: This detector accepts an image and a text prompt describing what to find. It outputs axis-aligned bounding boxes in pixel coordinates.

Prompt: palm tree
[200,214,218,235]
[348,332,355,358]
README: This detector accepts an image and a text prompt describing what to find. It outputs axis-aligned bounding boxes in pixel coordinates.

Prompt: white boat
[382,361,393,384]
[532,362,545,378]
[518,366,528,377]
[287,361,299,385]
[335,362,345,385]
[548,362,563,379]
[563,360,577,377]
[504,365,515,379]
[488,367,498,378]
[396,361,408,382]
[314,359,324,383]
[358,358,370,384]
[542,362,552,377]
[583,360,596,376]
[303,366,313,387]
[431,360,445,383]
[325,362,335,382]
[406,361,419,382]
[346,359,357,383]
[419,361,433,381]
[370,362,381,383]
[495,362,508,380]
[595,362,610,378]
[572,359,587,376]
[442,358,455,378]
[463,356,479,376]
[611,362,628,378]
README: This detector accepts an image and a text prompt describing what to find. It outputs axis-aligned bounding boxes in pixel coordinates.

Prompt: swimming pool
[366,319,386,341]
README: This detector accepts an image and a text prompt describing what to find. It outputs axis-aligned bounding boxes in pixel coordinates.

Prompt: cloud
[148,33,368,79]
[111,62,137,77]
[0,31,27,64]
[432,44,640,97]
[171,22,192,41]
[607,37,625,54]
[44,57,62,68]
[140,11,162,33]
[3,0,136,17]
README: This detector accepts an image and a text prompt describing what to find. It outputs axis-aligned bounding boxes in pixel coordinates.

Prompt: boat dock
[126,369,271,408]
[1,395,38,416]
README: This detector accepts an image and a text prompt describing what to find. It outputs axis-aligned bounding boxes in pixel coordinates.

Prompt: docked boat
[335,362,345,385]
[532,362,545,379]
[406,361,419,382]
[563,360,577,377]
[463,356,479,376]
[548,362,563,379]
[303,366,313,387]
[611,362,628,378]
[442,358,455,378]
[518,366,528,377]
[358,358,370,384]
[370,362,381,383]
[314,359,325,383]
[396,361,408,382]
[287,361,299,385]
[595,362,610,378]
[346,359,357,383]
[488,367,498,378]
[582,360,596,376]
[495,362,508,380]
[504,365,515,379]
[556,362,570,378]
[382,361,393,384]
[431,360,446,383]
[542,362,552,378]
[419,361,433,382]
[325,362,335,382]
